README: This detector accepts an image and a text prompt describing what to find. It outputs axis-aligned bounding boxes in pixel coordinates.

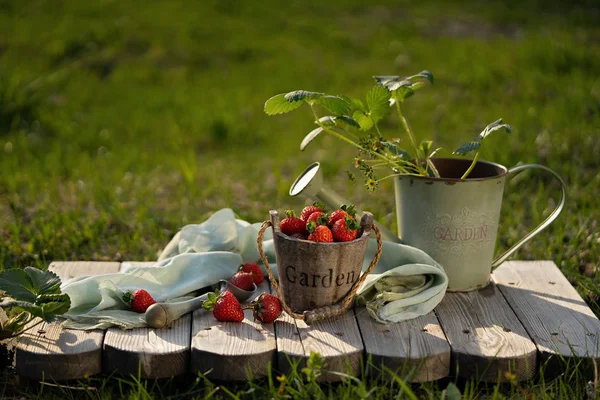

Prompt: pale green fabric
[60,208,447,329]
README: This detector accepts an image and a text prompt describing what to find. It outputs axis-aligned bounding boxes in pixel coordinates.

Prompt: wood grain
[102,261,190,378]
[294,310,364,382]
[493,260,600,374]
[355,307,450,382]
[190,280,276,381]
[15,261,120,380]
[435,283,537,382]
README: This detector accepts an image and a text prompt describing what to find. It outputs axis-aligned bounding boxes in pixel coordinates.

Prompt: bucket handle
[491,164,567,270]
[257,210,383,325]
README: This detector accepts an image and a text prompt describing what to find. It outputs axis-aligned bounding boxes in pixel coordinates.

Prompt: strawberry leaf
[314,95,352,115]
[366,86,390,124]
[453,140,481,155]
[0,267,62,303]
[334,115,361,129]
[264,93,305,115]
[381,142,412,159]
[477,118,512,140]
[285,90,322,102]
[300,127,324,151]
[352,110,374,131]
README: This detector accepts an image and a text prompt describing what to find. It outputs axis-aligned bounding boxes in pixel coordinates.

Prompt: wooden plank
[15,261,120,381]
[293,310,364,382]
[102,261,190,378]
[435,283,537,382]
[190,280,276,380]
[355,307,450,382]
[493,260,600,374]
[274,311,306,375]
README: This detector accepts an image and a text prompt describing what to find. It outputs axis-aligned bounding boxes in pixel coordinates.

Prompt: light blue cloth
[60,208,447,329]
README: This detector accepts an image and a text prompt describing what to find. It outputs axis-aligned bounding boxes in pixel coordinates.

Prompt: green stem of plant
[310,105,400,169]
[394,101,427,175]
[460,152,480,179]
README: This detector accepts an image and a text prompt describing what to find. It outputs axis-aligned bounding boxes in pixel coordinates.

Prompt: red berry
[307,225,334,242]
[328,205,356,227]
[280,210,306,236]
[229,271,255,291]
[305,210,324,225]
[203,290,244,322]
[240,262,264,284]
[331,216,359,242]
[248,293,282,323]
[300,205,323,222]
[123,289,157,313]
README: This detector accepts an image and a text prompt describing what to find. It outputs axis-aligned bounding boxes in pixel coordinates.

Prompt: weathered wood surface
[355,307,450,382]
[13,260,600,383]
[190,280,276,380]
[290,310,364,382]
[15,261,120,380]
[103,262,191,378]
[435,283,537,382]
[494,260,600,373]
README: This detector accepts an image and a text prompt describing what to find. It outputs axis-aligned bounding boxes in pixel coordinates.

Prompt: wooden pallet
[14,261,600,383]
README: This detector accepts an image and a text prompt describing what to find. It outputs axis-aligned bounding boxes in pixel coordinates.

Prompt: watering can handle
[491,164,567,270]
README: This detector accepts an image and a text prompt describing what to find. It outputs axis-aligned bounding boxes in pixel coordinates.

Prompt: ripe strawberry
[307,223,334,242]
[305,210,326,226]
[328,204,356,227]
[203,290,244,322]
[331,215,359,242]
[240,262,264,284]
[279,210,306,236]
[300,204,323,222]
[229,271,255,291]
[123,289,157,313]
[247,293,282,323]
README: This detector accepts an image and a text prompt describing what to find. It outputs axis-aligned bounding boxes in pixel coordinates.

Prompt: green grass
[1,0,599,397]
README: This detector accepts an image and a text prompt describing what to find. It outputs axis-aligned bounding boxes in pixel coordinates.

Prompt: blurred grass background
[0,0,598,299]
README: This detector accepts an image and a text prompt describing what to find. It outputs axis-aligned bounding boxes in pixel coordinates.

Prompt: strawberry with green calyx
[300,202,325,222]
[328,204,357,227]
[123,289,157,313]
[279,210,306,236]
[305,211,328,227]
[246,293,282,323]
[202,290,244,322]
[331,215,359,242]
[307,221,334,242]
[229,271,255,291]
[240,262,264,284]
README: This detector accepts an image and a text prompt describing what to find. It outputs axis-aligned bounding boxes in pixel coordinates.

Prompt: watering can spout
[289,162,402,243]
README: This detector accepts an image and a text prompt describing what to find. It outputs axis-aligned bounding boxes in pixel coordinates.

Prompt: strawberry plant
[264,70,512,189]
[0,267,71,339]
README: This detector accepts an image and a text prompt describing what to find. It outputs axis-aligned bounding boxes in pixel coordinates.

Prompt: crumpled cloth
[60,208,447,329]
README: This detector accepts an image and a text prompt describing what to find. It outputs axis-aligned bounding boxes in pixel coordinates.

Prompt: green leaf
[264,93,304,115]
[373,75,407,91]
[381,142,412,159]
[0,267,62,303]
[441,382,462,400]
[340,95,366,112]
[420,140,433,157]
[317,116,335,127]
[36,294,71,318]
[352,110,373,131]
[334,115,360,129]
[453,140,481,155]
[405,70,434,84]
[300,127,324,151]
[314,95,351,115]
[284,90,321,102]
[478,118,512,140]
[366,86,390,123]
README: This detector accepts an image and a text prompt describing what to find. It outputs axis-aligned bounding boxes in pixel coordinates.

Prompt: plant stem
[309,105,400,169]
[394,101,427,175]
[461,152,480,179]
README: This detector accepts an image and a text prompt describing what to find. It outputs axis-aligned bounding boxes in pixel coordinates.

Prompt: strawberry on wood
[202,290,244,322]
